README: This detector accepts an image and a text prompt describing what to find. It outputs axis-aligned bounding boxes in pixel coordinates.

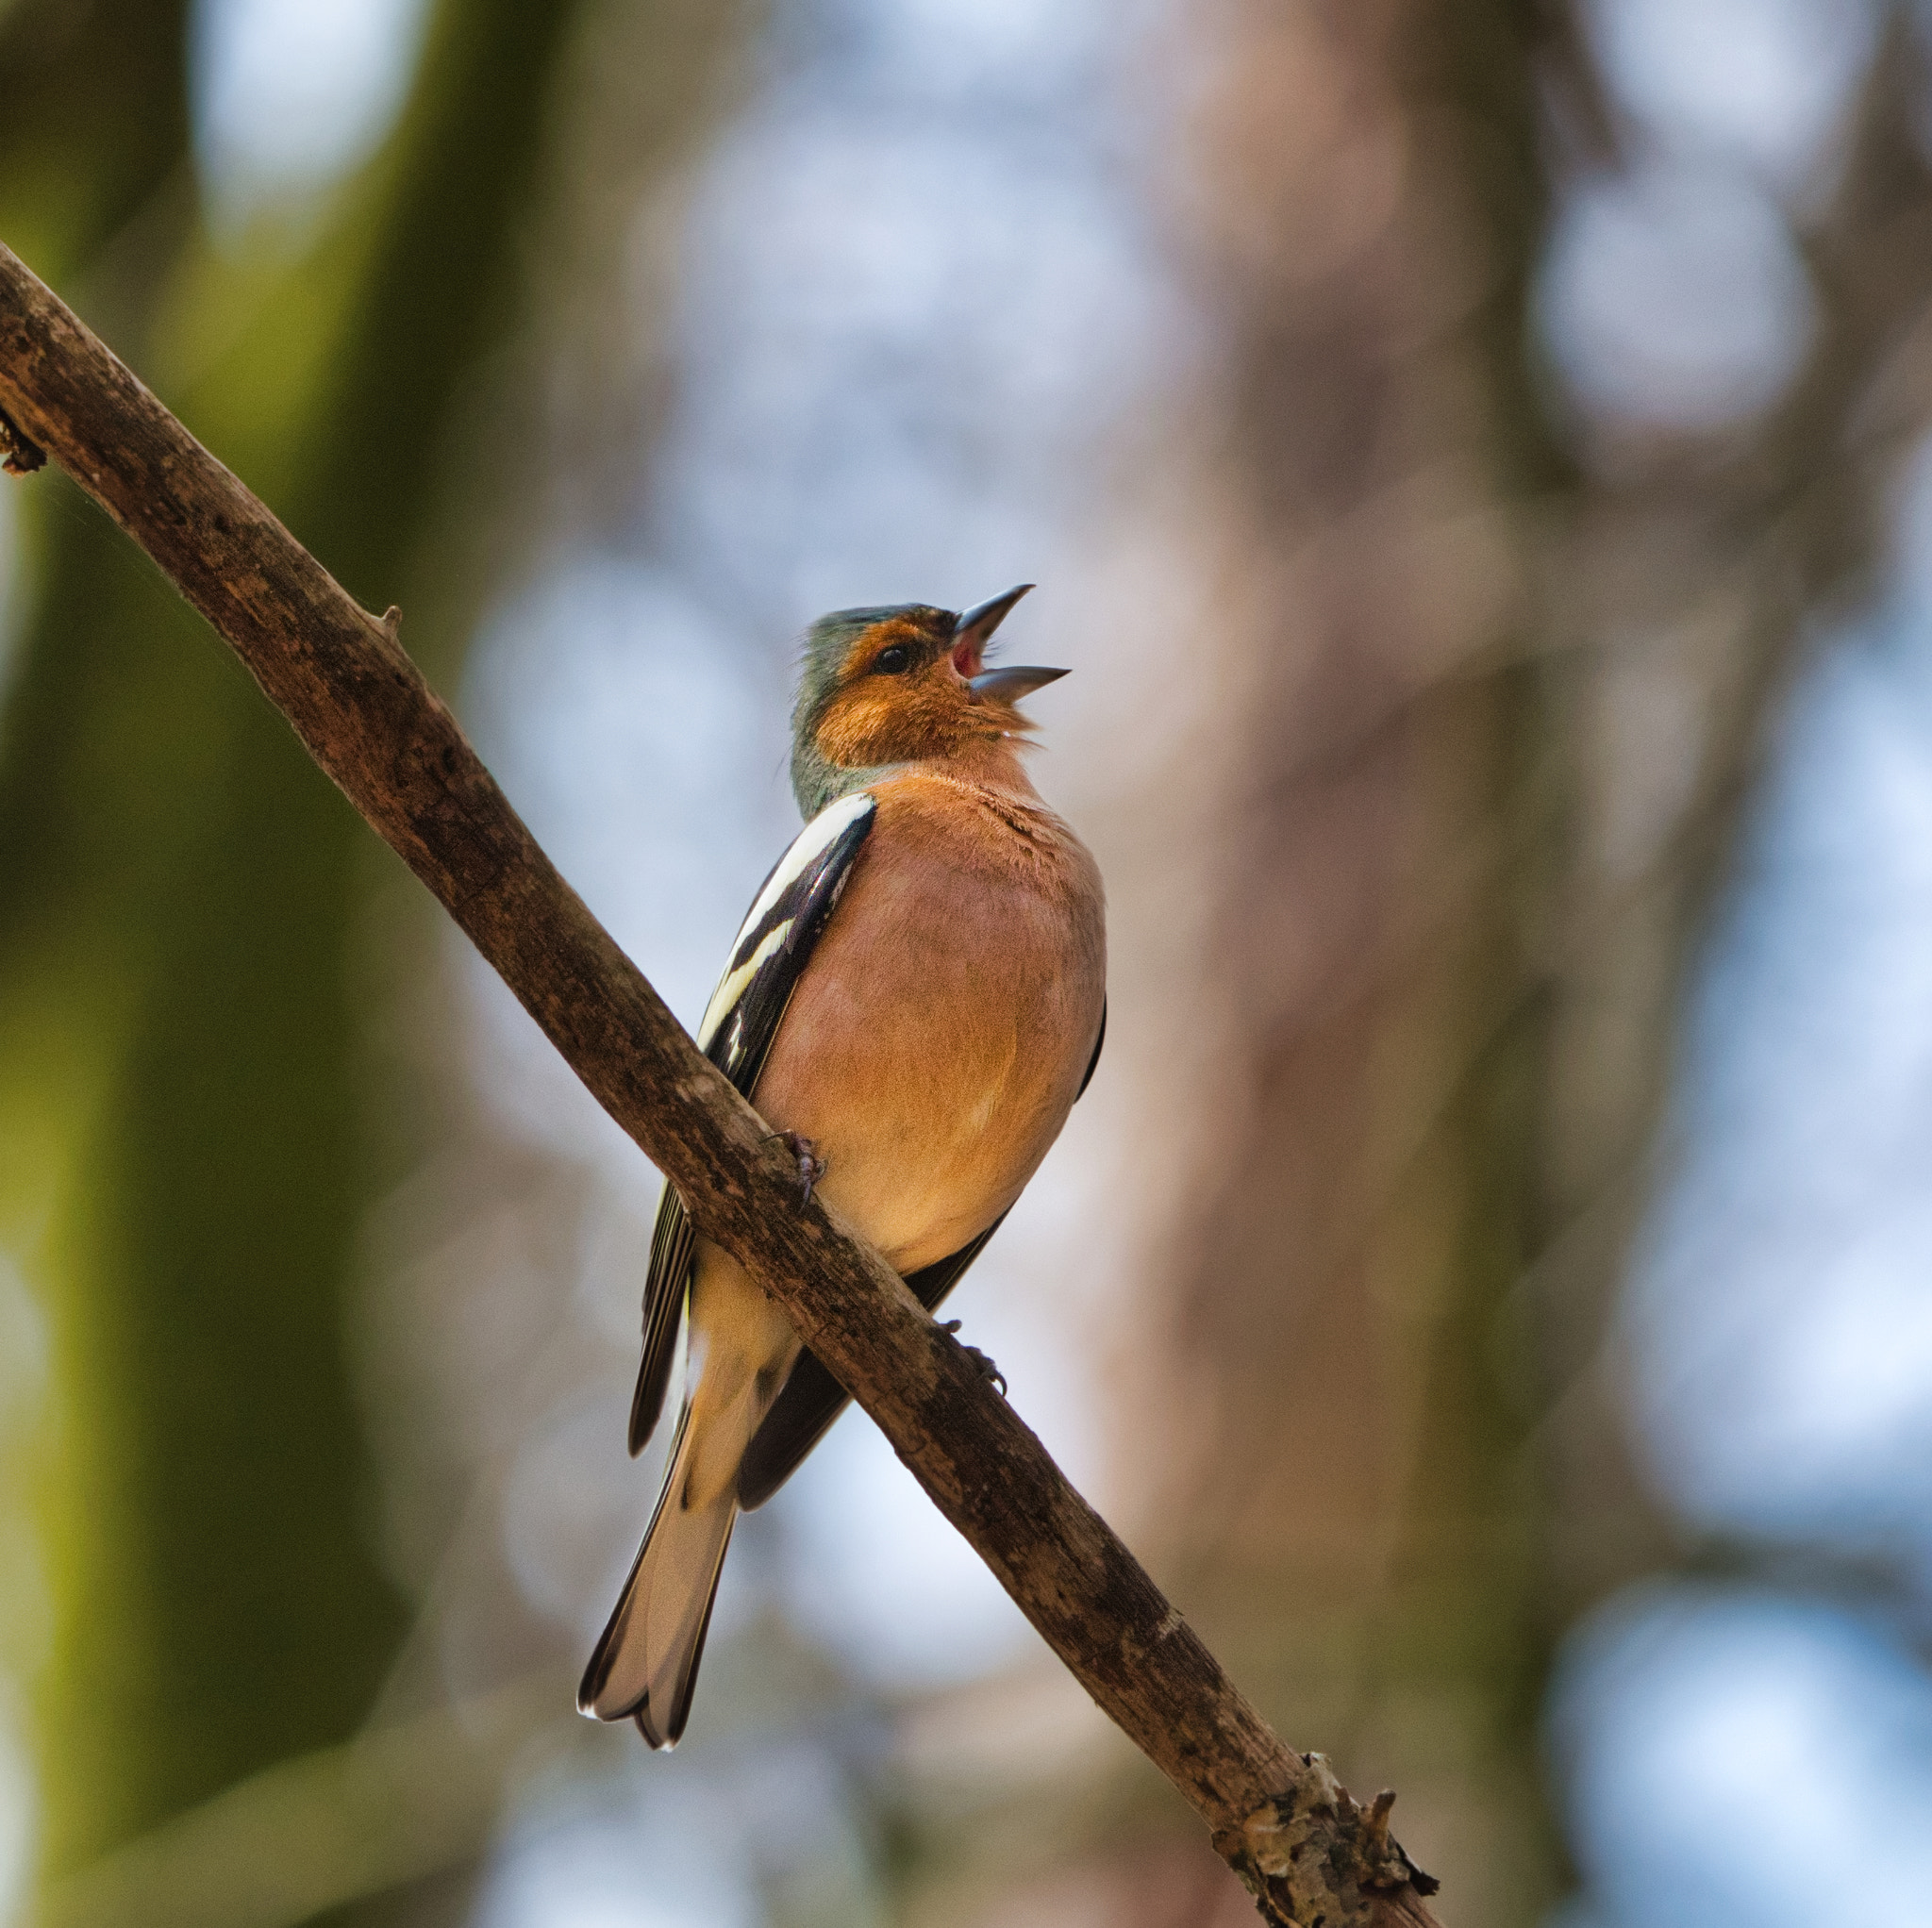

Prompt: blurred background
[3,0,1932,1922]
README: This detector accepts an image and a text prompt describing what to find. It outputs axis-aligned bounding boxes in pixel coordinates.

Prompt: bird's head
[789,585,1065,817]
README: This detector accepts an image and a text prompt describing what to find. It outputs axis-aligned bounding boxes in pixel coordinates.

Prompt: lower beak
[968,664,1069,703]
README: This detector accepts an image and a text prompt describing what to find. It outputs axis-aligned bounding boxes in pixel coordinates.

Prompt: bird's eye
[872,644,911,674]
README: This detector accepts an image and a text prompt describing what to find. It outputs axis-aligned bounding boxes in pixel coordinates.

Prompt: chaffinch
[577,585,1108,1748]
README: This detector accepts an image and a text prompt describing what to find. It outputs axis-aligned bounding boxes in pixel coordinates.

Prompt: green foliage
[0,0,581,1883]
[0,0,193,287]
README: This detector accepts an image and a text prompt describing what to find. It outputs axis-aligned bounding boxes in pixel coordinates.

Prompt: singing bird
[578,585,1108,1747]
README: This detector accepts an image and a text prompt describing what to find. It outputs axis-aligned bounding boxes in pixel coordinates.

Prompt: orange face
[811,611,1036,771]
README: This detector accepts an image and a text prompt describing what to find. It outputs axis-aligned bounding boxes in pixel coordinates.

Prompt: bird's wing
[1077,998,1106,1098]
[627,790,879,1455]
[736,1212,1008,1510]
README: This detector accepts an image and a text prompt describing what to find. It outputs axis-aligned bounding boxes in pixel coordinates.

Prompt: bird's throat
[791,729,1038,822]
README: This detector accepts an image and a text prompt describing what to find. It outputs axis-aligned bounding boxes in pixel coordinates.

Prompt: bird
[577,584,1108,1748]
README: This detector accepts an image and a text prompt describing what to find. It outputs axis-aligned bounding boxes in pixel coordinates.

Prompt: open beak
[953,584,1068,702]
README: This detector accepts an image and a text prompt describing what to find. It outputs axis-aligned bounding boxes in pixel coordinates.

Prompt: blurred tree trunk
[0,0,195,295]
[895,8,1567,1923]
[0,0,586,1900]
[1532,9,1932,1631]
[895,11,1932,1928]
[1125,5,1563,1919]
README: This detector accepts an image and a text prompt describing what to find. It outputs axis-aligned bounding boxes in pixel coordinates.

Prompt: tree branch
[0,241,1441,1928]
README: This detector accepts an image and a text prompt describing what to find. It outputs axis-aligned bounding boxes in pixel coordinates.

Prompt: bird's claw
[764,1130,825,1205]
[939,1319,1007,1396]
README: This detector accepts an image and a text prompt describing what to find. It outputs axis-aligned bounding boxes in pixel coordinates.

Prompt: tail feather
[578,1406,739,1748]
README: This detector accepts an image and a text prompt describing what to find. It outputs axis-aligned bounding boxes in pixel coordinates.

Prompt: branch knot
[0,404,44,474]
[1215,1758,1439,1926]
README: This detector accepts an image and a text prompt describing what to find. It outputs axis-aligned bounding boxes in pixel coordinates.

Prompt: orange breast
[750,770,1106,1274]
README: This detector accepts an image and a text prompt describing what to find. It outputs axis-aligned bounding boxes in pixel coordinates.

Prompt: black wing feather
[736,1212,1008,1510]
[627,793,878,1454]
[1077,998,1106,1099]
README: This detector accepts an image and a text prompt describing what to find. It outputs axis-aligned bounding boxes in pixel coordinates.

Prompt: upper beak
[953,584,1068,702]
[954,583,1033,659]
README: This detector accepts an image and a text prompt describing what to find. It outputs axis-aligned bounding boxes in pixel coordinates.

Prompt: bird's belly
[750,845,1098,1275]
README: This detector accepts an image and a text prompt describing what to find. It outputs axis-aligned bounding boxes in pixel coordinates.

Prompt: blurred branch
[1529,4,1932,1628]
[0,242,1442,1928]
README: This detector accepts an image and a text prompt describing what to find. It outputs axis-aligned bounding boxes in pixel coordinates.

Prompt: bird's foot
[939,1319,1007,1396]
[764,1131,825,1205]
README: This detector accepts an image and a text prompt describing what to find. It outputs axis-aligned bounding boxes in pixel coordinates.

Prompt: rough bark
[0,241,1443,1927]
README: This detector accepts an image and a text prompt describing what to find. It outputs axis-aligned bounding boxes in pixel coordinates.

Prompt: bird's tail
[577,1399,741,1748]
